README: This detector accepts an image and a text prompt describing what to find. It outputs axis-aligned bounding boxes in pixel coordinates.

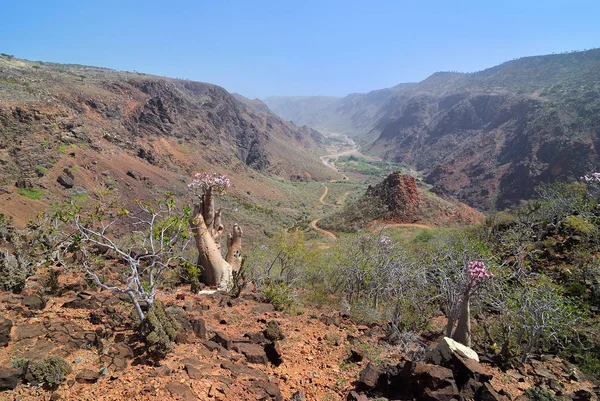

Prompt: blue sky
[1,0,599,98]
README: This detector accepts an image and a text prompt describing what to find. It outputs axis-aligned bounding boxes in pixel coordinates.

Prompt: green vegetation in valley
[17,187,44,200]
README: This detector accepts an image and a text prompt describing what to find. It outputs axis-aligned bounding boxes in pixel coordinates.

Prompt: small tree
[451,261,493,347]
[74,194,191,322]
[188,172,243,290]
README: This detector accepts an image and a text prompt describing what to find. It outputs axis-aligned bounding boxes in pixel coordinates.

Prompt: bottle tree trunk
[452,291,471,347]
[190,187,242,290]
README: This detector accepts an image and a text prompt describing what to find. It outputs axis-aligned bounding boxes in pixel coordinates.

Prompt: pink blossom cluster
[468,261,493,286]
[187,172,231,195]
[380,235,392,245]
[582,173,600,183]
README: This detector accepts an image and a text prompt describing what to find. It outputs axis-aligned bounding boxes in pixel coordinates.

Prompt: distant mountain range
[265,49,600,210]
[0,55,336,227]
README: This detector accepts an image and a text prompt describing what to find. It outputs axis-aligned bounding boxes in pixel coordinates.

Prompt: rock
[290,390,306,401]
[264,320,284,341]
[426,337,479,365]
[57,175,74,189]
[424,385,459,401]
[347,391,369,401]
[358,362,382,390]
[348,348,365,363]
[184,364,203,380]
[533,365,557,381]
[22,295,45,310]
[253,303,275,314]
[190,318,206,339]
[100,342,133,371]
[0,367,22,390]
[153,365,171,377]
[251,380,283,401]
[570,389,594,401]
[451,349,492,386]
[460,378,484,400]
[75,369,100,383]
[411,363,457,392]
[319,315,341,327]
[211,331,232,350]
[265,341,283,366]
[245,331,268,344]
[12,323,45,340]
[233,343,268,365]
[478,382,509,401]
[62,298,99,309]
[0,319,12,347]
[126,170,141,180]
[165,381,196,401]
[220,361,269,381]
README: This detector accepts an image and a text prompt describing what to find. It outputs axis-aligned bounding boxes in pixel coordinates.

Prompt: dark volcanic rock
[358,362,383,390]
[22,295,46,310]
[233,342,268,365]
[75,369,100,383]
[0,366,22,391]
[0,319,12,347]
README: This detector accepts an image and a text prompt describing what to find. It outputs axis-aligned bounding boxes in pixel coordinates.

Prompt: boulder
[22,295,46,310]
[190,318,206,339]
[426,337,479,365]
[358,362,382,390]
[62,298,99,309]
[233,343,268,365]
[165,381,196,401]
[211,331,232,350]
[478,382,509,401]
[0,319,12,347]
[0,366,21,391]
[57,175,74,189]
[264,320,284,341]
[264,341,283,366]
[411,363,457,392]
[75,369,100,383]
[347,391,369,401]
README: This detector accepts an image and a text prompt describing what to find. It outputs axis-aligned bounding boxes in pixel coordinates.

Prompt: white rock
[426,336,479,365]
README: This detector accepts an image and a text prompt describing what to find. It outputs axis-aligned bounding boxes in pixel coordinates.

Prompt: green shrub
[263,282,294,312]
[29,356,72,387]
[58,143,67,153]
[17,187,44,200]
[0,250,28,293]
[11,358,29,370]
[35,165,48,177]
[141,301,180,361]
[525,387,557,401]
[414,229,434,243]
[580,352,600,380]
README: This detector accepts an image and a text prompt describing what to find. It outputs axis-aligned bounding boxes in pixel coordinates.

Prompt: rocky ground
[0,271,597,400]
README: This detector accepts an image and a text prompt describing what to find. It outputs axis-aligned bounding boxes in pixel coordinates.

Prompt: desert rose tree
[451,261,493,347]
[188,172,243,290]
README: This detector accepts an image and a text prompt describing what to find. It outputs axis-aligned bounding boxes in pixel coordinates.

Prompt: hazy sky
[1,1,599,98]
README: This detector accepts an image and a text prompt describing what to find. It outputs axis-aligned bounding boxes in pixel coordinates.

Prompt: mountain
[265,84,416,141]
[266,49,600,210]
[0,55,337,227]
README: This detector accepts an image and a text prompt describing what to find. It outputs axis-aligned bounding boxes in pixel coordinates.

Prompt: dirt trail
[309,218,337,240]
[318,184,329,205]
[370,222,434,231]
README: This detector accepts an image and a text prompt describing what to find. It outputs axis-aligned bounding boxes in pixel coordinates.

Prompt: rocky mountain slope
[320,171,484,232]
[0,55,337,227]
[266,49,600,211]
[0,270,597,400]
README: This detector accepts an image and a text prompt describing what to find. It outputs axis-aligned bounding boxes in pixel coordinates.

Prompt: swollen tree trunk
[225,224,243,273]
[452,291,471,347]
[190,188,242,290]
